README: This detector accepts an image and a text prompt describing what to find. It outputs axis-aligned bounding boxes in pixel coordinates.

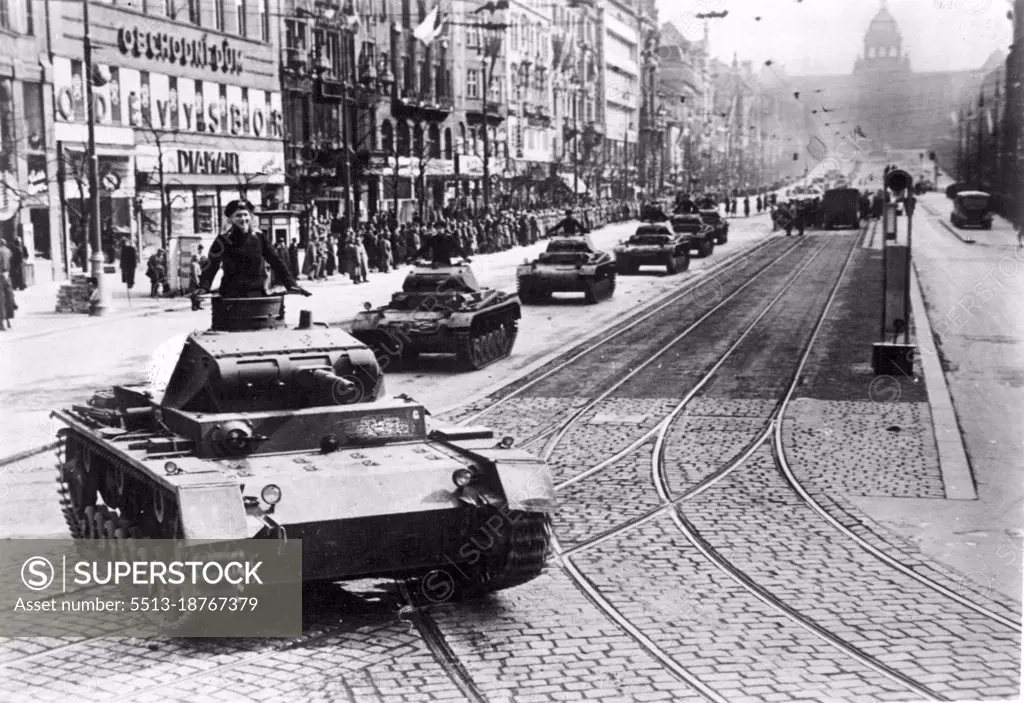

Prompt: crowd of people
[269,201,639,287]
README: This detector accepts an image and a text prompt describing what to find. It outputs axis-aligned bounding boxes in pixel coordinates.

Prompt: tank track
[454,305,520,371]
[465,510,551,595]
[55,428,181,541]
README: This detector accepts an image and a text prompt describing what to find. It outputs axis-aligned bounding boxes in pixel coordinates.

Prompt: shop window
[196,196,215,234]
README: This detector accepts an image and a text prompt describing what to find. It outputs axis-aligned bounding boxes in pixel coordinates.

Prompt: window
[236,0,247,36]
[213,0,224,31]
[428,124,440,158]
[0,0,11,30]
[259,0,269,40]
[397,119,410,156]
[381,119,394,153]
[196,196,216,234]
[25,0,32,34]
[468,23,481,48]
[188,0,201,24]
[444,128,452,159]
[467,69,479,99]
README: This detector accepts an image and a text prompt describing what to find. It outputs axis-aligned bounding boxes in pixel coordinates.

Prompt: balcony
[464,97,506,124]
[392,90,455,120]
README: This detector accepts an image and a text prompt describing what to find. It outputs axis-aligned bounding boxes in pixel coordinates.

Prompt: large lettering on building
[176,150,240,175]
[117,27,244,75]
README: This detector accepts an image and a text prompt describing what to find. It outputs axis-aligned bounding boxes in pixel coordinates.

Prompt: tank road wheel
[459,511,551,597]
[665,256,678,275]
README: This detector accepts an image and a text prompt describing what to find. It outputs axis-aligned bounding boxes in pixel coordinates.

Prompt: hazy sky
[654,0,1015,75]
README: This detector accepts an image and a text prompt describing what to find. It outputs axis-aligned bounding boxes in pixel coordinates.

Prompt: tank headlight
[363,301,372,311]
[452,467,480,487]
[261,484,282,505]
[164,461,180,475]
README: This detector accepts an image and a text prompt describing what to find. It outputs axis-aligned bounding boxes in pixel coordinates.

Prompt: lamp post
[82,0,111,315]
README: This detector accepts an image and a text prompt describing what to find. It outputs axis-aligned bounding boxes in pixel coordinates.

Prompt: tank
[349,263,521,371]
[614,224,691,275]
[51,295,554,596]
[516,235,616,304]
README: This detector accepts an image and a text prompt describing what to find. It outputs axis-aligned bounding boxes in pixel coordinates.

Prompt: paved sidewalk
[0,271,193,343]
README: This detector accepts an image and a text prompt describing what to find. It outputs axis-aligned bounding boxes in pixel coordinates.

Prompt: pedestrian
[146,249,168,297]
[189,250,204,310]
[743,196,750,218]
[0,238,15,330]
[119,237,137,291]
[345,235,361,284]
[9,235,27,290]
[302,237,318,281]
[288,240,299,277]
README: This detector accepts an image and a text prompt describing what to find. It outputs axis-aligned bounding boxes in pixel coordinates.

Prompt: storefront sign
[177,150,241,175]
[117,27,243,76]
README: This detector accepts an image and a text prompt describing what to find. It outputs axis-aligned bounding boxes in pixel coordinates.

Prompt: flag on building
[552,35,565,68]
[484,34,503,83]
[561,37,577,73]
[985,107,994,134]
[414,3,447,45]
[949,111,958,128]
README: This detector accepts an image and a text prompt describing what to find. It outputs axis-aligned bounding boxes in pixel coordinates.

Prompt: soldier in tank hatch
[548,209,588,236]
[414,227,468,266]
[196,199,309,299]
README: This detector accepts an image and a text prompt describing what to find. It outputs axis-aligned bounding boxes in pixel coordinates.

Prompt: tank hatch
[402,264,482,294]
[161,326,383,413]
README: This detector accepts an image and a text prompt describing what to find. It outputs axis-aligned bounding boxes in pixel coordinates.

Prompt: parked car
[950,191,993,230]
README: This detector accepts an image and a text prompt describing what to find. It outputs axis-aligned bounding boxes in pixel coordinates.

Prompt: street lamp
[77,0,112,315]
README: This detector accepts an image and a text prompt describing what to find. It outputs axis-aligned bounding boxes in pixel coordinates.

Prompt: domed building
[784,1,996,153]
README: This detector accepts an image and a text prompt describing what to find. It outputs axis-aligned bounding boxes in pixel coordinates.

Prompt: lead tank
[349,263,520,371]
[52,295,554,594]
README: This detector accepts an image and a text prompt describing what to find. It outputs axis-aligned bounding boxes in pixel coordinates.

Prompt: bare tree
[136,112,173,248]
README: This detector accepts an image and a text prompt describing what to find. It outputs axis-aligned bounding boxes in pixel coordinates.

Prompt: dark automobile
[614,224,691,275]
[670,214,715,258]
[698,209,729,245]
[821,187,861,230]
[950,191,993,230]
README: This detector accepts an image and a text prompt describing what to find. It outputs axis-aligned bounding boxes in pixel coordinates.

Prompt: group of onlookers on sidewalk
[115,200,641,300]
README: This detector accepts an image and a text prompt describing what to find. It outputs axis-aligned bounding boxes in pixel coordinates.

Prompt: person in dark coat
[197,200,308,298]
[9,236,27,290]
[119,238,137,290]
[146,249,168,297]
[287,241,299,278]
[414,229,467,266]
[548,209,588,236]
[0,239,15,329]
[743,196,750,217]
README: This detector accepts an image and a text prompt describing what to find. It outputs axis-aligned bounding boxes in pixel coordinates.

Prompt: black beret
[224,199,255,217]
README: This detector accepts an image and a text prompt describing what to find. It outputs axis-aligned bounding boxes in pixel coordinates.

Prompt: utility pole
[573,83,580,205]
[83,0,111,315]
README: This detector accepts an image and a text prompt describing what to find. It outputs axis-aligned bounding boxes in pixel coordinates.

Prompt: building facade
[50,0,286,266]
[0,0,61,283]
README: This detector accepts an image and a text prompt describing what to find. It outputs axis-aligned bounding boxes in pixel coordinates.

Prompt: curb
[937,219,976,245]
[910,260,976,501]
[2,300,194,344]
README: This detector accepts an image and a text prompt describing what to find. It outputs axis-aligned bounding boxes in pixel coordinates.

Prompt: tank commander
[548,209,589,236]
[413,227,467,266]
[196,199,310,298]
